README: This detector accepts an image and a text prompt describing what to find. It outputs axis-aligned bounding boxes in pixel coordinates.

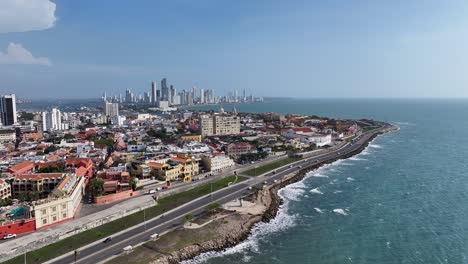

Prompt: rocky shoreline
[152,127,396,264]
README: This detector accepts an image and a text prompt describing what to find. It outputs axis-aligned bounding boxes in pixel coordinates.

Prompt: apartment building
[200,114,240,136]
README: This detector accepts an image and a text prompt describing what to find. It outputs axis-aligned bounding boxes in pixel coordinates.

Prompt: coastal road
[48,126,389,264]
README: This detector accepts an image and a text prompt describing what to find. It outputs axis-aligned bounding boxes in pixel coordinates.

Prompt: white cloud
[0,0,57,33]
[0,43,51,66]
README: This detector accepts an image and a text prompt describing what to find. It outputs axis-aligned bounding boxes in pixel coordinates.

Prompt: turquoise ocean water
[183,98,468,264]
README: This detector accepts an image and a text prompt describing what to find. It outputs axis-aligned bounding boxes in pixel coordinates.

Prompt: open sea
[182,98,468,264]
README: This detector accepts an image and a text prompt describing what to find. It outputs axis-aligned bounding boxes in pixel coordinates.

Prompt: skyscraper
[151,81,157,104]
[0,94,17,126]
[161,78,169,101]
[170,85,176,104]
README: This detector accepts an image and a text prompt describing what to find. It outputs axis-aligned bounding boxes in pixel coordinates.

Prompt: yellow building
[147,155,199,182]
[181,134,202,142]
[148,162,181,181]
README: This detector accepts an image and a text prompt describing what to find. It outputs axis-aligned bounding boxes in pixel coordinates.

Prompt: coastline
[140,125,398,264]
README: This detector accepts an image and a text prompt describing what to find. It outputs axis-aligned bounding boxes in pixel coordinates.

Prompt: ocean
[182,98,468,264]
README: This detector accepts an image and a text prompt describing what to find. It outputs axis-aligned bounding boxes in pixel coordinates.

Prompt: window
[42,218,47,225]
[62,204,66,209]
[52,216,57,222]
[41,209,46,215]
[52,206,56,212]
[63,213,67,218]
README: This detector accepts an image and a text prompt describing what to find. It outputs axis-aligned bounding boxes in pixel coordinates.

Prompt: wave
[393,121,416,126]
[348,157,367,161]
[184,183,299,263]
[368,143,383,149]
[346,177,355,181]
[310,187,323,194]
[314,208,324,214]
[185,143,377,263]
[333,190,343,194]
[312,173,328,178]
[333,208,348,216]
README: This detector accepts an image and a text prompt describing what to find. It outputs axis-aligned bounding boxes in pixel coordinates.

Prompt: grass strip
[243,157,301,176]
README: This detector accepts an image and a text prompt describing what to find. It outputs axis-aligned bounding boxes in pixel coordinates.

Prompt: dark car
[103,237,112,243]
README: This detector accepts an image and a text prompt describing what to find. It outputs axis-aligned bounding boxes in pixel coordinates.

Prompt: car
[103,237,112,243]
[3,234,16,240]
[289,165,293,168]
[156,187,162,191]
[148,189,156,194]
[150,233,160,240]
[263,181,268,184]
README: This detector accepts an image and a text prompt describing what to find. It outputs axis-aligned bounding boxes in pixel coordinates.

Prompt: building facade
[0,94,17,126]
[0,129,16,142]
[201,154,235,173]
[30,174,85,229]
[200,114,240,136]
[0,179,11,199]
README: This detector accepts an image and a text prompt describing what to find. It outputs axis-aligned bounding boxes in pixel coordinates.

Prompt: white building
[201,154,235,173]
[111,115,126,126]
[302,134,332,147]
[0,129,16,142]
[105,101,119,118]
[29,174,85,229]
[42,108,65,131]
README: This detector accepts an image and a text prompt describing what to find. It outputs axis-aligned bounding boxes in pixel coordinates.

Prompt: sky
[1,0,468,99]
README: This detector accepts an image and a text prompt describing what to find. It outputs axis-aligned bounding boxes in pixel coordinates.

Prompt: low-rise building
[201,154,235,173]
[8,160,35,175]
[0,179,11,199]
[181,134,202,142]
[12,173,65,199]
[29,174,85,229]
[96,171,131,193]
[0,129,16,142]
[226,142,254,157]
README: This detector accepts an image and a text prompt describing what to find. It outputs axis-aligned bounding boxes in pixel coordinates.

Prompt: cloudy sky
[1,0,468,99]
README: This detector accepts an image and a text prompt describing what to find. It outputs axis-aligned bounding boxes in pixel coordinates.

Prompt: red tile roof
[15,173,64,180]
[9,161,35,174]
[147,162,165,167]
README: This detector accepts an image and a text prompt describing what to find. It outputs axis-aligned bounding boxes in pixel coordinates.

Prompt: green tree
[88,178,105,196]
[184,213,193,225]
[207,203,221,216]
[43,145,57,154]
[130,177,137,191]
[63,134,75,140]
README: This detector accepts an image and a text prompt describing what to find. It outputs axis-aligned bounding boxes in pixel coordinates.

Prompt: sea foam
[310,188,323,194]
[333,209,348,216]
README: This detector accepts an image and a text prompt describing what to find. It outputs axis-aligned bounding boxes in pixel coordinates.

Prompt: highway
[49,126,388,264]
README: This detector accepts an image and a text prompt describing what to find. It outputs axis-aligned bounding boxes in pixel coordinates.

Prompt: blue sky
[1,0,468,99]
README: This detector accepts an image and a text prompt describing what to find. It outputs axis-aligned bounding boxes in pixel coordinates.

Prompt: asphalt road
[49,127,387,264]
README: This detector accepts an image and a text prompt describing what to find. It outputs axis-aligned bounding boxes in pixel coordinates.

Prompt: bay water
[185,98,468,264]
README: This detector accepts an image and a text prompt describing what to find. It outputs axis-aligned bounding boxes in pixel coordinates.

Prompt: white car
[3,234,16,240]
[148,189,156,194]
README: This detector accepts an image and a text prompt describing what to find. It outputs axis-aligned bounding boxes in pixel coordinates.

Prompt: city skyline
[3,1,468,99]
